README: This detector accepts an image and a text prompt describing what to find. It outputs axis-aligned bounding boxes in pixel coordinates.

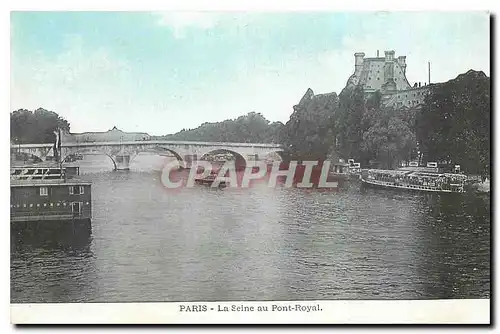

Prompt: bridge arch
[262,150,286,163]
[199,149,248,170]
[136,146,185,168]
[61,150,117,170]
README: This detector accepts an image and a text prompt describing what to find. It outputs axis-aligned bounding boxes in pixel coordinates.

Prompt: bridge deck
[12,140,283,149]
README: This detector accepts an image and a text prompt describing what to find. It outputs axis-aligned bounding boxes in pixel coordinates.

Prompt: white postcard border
[11,299,490,324]
[4,0,496,330]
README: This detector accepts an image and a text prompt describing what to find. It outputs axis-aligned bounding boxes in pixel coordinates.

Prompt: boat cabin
[332,161,349,174]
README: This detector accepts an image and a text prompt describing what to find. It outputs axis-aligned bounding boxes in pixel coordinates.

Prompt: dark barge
[10,165,92,223]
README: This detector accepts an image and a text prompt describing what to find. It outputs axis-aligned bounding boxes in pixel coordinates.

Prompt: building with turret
[345,50,431,109]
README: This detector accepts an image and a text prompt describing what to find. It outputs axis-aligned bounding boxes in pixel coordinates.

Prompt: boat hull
[194,178,229,187]
[361,178,464,194]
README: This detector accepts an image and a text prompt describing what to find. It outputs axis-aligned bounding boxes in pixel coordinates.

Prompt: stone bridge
[11,140,285,170]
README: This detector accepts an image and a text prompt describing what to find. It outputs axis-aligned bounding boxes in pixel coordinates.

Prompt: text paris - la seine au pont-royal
[179,304,323,313]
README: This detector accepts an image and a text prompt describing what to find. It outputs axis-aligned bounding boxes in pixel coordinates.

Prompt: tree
[158,112,283,144]
[361,108,416,169]
[336,86,365,162]
[416,70,490,176]
[334,84,419,168]
[282,90,338,162]
[10,108,70,144]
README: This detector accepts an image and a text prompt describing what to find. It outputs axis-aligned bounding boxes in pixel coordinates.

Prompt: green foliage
[336,86,366,161]
[361,108,417,169]
[157,112,284,144]
[10,108,70,144]
[416,70,490,176]
[282,91,338,161]
[335,86,417,168]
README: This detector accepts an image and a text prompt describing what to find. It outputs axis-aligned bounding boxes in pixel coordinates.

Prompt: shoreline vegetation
[11,70,490,179]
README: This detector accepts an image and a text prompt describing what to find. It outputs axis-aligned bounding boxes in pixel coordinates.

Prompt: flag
[53,128,61,163]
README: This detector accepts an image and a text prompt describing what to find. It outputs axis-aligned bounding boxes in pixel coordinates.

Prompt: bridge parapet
[11,140,285,171]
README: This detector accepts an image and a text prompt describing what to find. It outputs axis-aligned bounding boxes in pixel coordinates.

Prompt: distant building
[295,50,431,111]
[345,50,431,109]
[62,126,151,143]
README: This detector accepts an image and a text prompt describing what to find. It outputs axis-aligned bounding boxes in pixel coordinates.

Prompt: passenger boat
[10,164,92,222]
[347,159,362,180]
[194,171,229,187]
[360,162,468,193]
[329,161,350,181]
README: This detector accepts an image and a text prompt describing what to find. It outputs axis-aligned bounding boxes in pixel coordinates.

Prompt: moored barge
[10,165,92,222]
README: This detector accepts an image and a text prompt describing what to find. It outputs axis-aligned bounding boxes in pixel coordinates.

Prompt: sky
[10,12,490,135]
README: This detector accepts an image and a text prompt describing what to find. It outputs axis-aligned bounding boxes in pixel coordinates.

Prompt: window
[69,185,84,195]
[40,187,48,196]
[72,202,82,215]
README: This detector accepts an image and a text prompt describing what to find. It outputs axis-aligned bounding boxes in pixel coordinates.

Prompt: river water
[11,154,490,302]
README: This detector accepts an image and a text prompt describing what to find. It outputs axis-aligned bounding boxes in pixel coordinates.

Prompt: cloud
[11,12,490,136]
[155,12,221,38]
[11,35,135,132]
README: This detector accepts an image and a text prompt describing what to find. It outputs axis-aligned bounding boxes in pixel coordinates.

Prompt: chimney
[428,62,431,84]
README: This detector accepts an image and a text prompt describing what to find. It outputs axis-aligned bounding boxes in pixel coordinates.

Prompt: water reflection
[417,193,490,299]
[11,221,97,303]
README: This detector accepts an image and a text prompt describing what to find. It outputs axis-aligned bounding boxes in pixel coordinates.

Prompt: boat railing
[366,169,467,188]
[10,166,81,181]
[10,208,86,218]
[10,167,63,181]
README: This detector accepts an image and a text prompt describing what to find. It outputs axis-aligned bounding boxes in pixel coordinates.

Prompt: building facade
[346,50,431,109]
[62,126,151,143]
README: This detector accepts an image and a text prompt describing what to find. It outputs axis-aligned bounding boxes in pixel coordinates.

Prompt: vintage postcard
[9,10,490,324]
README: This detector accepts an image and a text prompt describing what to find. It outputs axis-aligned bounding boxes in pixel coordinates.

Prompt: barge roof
[10,179,91,187]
